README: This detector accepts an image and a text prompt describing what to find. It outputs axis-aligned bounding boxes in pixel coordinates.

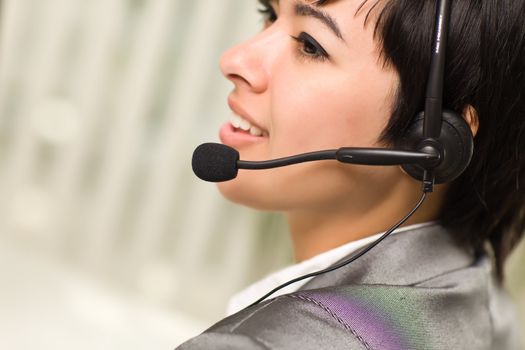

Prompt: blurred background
[0,0,522,349]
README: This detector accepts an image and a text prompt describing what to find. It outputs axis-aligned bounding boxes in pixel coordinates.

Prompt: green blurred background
[0,0,522,348]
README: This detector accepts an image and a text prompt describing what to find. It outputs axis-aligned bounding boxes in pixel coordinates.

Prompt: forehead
[266,0,384,25]
[313,0,385,22]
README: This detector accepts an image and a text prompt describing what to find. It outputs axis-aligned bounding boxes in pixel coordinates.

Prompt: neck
[286,181,447,262]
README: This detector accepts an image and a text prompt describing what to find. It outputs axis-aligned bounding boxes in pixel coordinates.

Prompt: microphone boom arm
[237,148,440,170]
[237,150,337,170]
[336,148,440,166]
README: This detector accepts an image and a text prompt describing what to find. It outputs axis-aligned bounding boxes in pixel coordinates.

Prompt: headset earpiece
[398,110,474,184]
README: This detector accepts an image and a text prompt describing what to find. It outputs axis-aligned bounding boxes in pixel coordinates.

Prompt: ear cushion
[397,110,474,184]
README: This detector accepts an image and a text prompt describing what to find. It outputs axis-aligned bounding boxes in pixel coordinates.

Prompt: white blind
[0,0,292,348]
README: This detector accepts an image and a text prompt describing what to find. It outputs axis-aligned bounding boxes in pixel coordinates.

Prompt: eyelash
[257,1,330,63]
[291,32,330,62]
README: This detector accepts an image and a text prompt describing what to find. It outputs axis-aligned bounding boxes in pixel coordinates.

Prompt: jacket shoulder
[177,295,370,350]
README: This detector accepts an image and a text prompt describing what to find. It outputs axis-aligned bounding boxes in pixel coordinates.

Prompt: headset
[192,0,474,306]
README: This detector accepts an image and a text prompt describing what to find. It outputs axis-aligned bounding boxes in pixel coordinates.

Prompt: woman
[180,0,524,348]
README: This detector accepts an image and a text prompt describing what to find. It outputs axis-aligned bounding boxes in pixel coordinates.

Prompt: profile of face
[218,0,411,215]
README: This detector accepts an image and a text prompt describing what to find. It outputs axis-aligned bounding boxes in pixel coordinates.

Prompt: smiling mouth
[230,114,269,137]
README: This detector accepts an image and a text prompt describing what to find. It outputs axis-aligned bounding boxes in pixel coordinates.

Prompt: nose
[220,30,275,94]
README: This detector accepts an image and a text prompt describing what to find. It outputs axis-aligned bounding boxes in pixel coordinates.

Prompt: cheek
[269,68,396,157]
[218,51,400,211]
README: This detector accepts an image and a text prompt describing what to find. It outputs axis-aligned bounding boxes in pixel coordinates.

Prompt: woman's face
[218,0,404,212]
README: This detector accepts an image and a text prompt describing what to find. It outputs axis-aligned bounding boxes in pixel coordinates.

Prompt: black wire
[247,191,428,308]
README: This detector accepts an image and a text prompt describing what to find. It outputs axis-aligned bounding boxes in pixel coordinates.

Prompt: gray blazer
[178,224,522,349]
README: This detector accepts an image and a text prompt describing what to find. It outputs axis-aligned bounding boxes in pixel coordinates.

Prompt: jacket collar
[300,223,475,290]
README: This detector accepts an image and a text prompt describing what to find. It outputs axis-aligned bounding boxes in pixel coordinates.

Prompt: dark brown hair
[367,0,525,280]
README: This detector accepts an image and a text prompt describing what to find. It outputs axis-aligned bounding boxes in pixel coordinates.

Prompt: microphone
[192,143,240,183]
[192,143,440,183]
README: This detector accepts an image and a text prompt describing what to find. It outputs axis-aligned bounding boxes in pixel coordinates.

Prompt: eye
[257,0,278,26]
[291,32,330,62]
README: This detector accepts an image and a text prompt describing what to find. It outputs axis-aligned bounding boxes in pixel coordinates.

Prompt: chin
[217,171,282,211]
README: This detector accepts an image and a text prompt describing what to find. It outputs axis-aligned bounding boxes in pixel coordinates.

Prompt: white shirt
[226,221,437,316]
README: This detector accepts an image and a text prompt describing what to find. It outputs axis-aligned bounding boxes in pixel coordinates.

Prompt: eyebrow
[294,2,345,42]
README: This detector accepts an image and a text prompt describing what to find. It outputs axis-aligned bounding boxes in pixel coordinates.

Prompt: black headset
[192,0,473,192]
[192,0,475,306]
[397,0,473,186]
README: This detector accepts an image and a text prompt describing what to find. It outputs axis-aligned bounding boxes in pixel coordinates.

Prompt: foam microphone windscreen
[192,143,240,182]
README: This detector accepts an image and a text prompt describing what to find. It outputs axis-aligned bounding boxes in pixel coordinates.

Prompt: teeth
[230,114,266,137]
[249,126,263,136]
[239,119,251,131]
[231,115,241,128]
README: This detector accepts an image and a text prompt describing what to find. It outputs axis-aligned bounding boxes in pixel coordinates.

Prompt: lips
[227,97,268,135]
[219,97,269,147]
